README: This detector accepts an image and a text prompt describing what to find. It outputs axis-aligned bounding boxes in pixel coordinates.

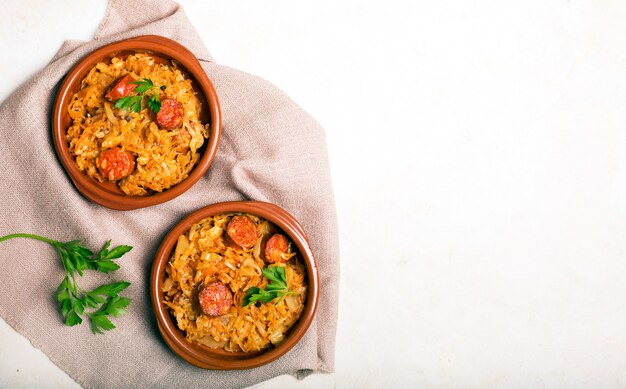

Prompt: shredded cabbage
[66,53,209,196]
[161,213,307,352]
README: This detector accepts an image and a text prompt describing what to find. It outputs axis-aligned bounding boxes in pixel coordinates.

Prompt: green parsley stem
[0,233,56,245]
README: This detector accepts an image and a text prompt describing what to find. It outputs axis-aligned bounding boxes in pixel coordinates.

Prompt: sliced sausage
[264,234,289,264]
[105,74,136,101]
[226,216,258,249]
[198,282,233,317]
[156,98,184,129]
[97,147,135,181]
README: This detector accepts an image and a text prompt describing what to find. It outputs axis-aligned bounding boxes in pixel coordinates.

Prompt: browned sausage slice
[97,147,135,181]
[105,74,136,101]
[156,98,184,129]
[198,282,233,317]
[226,216,258,249]
[264,234,289,264]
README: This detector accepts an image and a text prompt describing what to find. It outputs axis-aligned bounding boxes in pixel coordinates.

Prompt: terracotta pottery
[52,35,221,210]
[150,201,319,369]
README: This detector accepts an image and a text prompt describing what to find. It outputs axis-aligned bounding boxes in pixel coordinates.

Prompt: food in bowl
[161,212,308,352]
[65,52,209,196]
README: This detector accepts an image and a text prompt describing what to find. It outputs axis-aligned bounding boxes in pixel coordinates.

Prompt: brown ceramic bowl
[52,35,221,210]
[150,201,319,369]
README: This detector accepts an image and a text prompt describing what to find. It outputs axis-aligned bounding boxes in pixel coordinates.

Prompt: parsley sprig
[114,78,162,114]
[243,265,298,307]
[0,233,132,334]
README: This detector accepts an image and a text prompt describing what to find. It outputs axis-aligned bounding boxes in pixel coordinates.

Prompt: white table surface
[3,1,626,388]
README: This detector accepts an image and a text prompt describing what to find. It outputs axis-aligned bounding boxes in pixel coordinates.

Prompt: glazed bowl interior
[150,201,319,370]
[52,35,221,210]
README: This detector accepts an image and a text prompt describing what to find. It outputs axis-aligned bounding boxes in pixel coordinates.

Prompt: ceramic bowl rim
[150,201,320,369]
[51,35,221,210]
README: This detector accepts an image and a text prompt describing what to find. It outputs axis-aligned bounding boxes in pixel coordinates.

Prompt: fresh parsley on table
[0,233,132,334]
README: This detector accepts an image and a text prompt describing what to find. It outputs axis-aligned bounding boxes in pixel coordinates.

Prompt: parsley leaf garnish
[131,78,154,94]
[147,93,161,113]
[0,233,133,334]
[113,77,162,114]
[114,95,142,113]
[242,265,297,307]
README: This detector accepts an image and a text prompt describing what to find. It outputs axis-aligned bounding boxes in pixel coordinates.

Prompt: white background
[2,0,626,388]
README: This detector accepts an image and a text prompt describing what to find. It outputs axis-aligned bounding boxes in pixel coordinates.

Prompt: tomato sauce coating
[96,147,135,181]
[265,234,289,264]
[198,282,233,317]
[105,74,136,101]
[156,98,184,129]
[226,216,258,249]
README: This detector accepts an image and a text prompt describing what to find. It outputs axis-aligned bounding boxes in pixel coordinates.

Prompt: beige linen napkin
[0,0,339,387]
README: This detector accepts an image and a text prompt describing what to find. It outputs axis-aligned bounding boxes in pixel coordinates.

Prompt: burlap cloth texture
[0,0,339,387]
